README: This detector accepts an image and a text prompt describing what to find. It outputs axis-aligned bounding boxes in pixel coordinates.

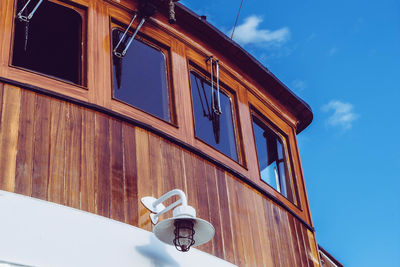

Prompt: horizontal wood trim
[0,75,313,231]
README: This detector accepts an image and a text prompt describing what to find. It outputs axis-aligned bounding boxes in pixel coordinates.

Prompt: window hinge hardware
[206,56,222,115]
[113,14,146,58]
[17,0,44,22]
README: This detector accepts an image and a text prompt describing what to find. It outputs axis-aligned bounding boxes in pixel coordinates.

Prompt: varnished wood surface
[0,83,319,266]
[0,0,313,224]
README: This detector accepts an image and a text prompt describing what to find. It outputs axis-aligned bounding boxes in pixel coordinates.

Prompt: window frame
[188,67,241,163]
[246,88,306,213]
[186,57,246,167]
[105,4,182,138]
[10,0,87,87]
[251,109,299,206]
[109,20,175,124]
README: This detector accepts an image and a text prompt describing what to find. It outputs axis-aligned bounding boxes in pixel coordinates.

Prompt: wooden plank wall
[0,83,319,267]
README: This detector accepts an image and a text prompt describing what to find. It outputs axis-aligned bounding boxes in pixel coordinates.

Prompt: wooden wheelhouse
[0,0,320,266]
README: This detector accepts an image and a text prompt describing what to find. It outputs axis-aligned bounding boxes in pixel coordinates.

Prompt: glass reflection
[190,71,238,161]
[112,29,170,121]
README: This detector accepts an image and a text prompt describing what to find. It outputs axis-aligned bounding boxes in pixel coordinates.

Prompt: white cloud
[322,100,359,130]
[231,16,290,47]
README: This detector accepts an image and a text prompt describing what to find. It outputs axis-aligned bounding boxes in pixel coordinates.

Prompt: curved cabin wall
[0,0,319,266]
[0,83,319,266]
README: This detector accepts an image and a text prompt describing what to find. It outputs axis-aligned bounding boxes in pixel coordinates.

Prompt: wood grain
[0,84,20,192]
[0,84,320,266]
[110,118,125,222]
[0,0,319,264]
[136,128,152,231]
[47,99,67,205]
[81,110,96,213]
[14,89,36,195]
[31,94,51,200]
[95,112,111,217]
[122,122,138,226]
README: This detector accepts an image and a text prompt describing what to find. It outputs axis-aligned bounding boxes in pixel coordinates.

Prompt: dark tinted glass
[190,71,238,161]
[13,1,82,84]
[252,117,295,203]
[112,29,170,121]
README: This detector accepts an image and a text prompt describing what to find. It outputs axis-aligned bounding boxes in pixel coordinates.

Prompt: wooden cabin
[0,0,319,266]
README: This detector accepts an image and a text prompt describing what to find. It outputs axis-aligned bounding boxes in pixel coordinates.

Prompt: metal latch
[17,0,44,22]
[206,56,222,115]
[113,14,146,58]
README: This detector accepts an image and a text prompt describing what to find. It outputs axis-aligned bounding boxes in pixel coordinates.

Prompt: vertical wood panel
[81,110,96,213]
[136,128,152,231]
[95,113,111,217]
[289,214,304,267]
[14,89,36,195]
[148,134,162,214]
[47,99,67,205]
[110,118,124,222]
[263,198,281,266]
[252,190,274,267]
[235,181,256,265]
[215,169,235,264]
[226,176,246,267]
[122,123,138,226]
[204,162,222,257]
[172,144,186,195]
[0,85,21,192]
[307,229,320,267]
[245,186,266,267]
[302,223,314,267]
[161,138,175,208]
[31,94,51,200]
[194,157,213,254]
[183,151,198,211]
[295,217,310,267]
[65,104,82,209]
[279,207,297,267]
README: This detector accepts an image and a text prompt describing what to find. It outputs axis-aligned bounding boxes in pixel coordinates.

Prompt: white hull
[0,190,236,267]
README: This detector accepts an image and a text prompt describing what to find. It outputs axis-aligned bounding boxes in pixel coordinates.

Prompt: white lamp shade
[153,216,215,247]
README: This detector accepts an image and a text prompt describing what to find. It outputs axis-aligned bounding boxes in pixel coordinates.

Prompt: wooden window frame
[188,65,243,165]
[185,51,247,171]
[109,20,176,125]
[251,108,300,206]
[106,4,185,139]
[246,89,314,218]
[0,0,88,100]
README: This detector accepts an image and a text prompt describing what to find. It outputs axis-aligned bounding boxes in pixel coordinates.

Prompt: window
[252,114,297,203]
[111,27,171,122]
[189,70,239,162]
[12,0,85,85]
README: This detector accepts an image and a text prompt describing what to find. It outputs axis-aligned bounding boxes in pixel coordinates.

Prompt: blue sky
[182,0,400,266]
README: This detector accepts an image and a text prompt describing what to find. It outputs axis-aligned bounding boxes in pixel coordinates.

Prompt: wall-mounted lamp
[141,189,214,252]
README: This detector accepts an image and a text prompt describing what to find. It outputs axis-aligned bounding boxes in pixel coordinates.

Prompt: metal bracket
[113,14,146,58]
[206,56,222,115]
[17,0,44,22]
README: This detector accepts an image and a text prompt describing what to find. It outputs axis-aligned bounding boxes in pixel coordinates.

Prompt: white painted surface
[0,190,236,267]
